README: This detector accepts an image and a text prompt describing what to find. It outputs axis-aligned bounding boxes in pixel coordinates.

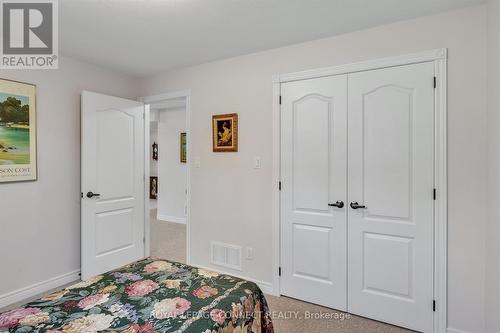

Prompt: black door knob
[350,202,366,210]
[328,201,344,208]
[86,192,101,198]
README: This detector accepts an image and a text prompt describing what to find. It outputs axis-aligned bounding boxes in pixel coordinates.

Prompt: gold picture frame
[212,113,238,152]
[180,132,187,163]
[0,78,37,183]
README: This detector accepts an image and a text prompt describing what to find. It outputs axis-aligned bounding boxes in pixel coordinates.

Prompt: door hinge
[80,192,83,198]
[278,181,282,191]
[433,188,437,200]
[279,96,282,105]
[278,267,281,276]
[433,300,436,312]
[434,77,437,89]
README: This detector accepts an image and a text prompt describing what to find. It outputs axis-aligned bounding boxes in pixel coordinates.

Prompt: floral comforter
[0,258,274,333]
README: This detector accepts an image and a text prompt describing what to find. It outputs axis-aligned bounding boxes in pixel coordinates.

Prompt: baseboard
[157,214,186,224]
[447,328,474,333]
[0,270,81,309]
[193,264,274,295]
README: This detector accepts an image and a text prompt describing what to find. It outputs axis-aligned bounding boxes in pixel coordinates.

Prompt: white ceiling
[60,0,484,77]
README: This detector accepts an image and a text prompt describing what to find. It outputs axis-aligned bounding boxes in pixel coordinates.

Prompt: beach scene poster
[0,79,37,182]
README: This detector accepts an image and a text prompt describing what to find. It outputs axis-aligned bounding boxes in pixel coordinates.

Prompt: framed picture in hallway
[150,176,158,199]
[212,113,238,152]
[0,79,37,183]
[180,132,186,163]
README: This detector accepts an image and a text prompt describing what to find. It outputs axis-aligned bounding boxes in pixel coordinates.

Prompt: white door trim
[144,104,151,257]
[272,48,448,333]
[139,90,192,265]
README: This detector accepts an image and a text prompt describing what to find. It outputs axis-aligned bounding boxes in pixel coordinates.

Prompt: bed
[0,258,274,333]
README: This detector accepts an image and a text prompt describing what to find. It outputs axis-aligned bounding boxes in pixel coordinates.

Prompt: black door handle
[350,202,366,210]
[86,192,101,198]
[328,201,344,208]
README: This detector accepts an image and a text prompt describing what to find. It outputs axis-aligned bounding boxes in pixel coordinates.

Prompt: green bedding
[0,258,274,333]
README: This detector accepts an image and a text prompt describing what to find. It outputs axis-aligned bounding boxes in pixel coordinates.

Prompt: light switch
[194,156,201,168]
[254,156,261,169]
[246,247,254,260]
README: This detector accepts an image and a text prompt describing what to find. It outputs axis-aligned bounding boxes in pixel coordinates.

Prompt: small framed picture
[150,176,158,199]
[152,141,158,161]
[212,113,238,152]
[180,132,186,163]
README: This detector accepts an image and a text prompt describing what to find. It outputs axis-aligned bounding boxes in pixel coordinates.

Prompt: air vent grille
[210,241,242,271]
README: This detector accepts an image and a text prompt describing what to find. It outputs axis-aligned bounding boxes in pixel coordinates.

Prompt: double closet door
[280,62,435,333]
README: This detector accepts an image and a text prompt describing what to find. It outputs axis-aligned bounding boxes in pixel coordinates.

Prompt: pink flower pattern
[77,293,109,310]
[193,285,218,299]
[125,280,159,297]
[0,308,41,329]
[210,308,227,325]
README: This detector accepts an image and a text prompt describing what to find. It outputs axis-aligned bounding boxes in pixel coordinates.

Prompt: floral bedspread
[0,258,274,333]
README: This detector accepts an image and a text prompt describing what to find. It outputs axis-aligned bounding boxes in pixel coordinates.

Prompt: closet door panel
[280,75,348,310]
[347,63,435,332]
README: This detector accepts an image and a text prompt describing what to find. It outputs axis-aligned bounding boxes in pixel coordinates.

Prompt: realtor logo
[1,0,58,69]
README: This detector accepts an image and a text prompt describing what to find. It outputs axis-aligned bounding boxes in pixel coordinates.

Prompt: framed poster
[180,132,186,163]
[0,79,37,182]
[212,113,238,152]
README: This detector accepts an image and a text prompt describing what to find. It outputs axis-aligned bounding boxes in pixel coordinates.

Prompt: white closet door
[347,63,435,332]
[280,75,347,310]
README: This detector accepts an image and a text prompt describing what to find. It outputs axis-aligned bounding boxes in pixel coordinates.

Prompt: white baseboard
[193,264,274,295]
[0,270,81,309]
[447,328,473,333]
[157,214,186,224]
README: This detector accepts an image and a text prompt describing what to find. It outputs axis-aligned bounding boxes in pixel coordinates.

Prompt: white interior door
[280,75,348,310]
[81,91,145,280]
[347,63,435,332]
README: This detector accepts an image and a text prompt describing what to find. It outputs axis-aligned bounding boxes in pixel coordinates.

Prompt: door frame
[139,89,192,264]
[271,48,448,333]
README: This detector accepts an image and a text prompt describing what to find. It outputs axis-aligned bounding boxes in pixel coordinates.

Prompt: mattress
[0,258,274,333]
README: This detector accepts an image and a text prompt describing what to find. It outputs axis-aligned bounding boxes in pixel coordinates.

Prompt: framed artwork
[180,132,187,163]
[150,176,158,199]
[0,79,37,183]
[152,141,158,161]
[212,113,238,152]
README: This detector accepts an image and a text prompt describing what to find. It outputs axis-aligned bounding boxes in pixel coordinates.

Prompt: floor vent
[210,241,242,271]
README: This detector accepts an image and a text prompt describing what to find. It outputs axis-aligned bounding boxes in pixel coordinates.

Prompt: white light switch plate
[254,156,261,169]
[246,247,254,260]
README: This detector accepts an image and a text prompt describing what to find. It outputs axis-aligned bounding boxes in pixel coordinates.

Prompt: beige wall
[486,0,500,332]
[139,6,488,333]
[0,57,138,299]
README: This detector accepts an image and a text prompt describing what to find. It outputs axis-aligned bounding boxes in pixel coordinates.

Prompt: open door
[81,91,145,280]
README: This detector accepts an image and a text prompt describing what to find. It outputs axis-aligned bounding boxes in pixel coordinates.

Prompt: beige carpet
[150,210,415,333]
[150,209,186,264]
